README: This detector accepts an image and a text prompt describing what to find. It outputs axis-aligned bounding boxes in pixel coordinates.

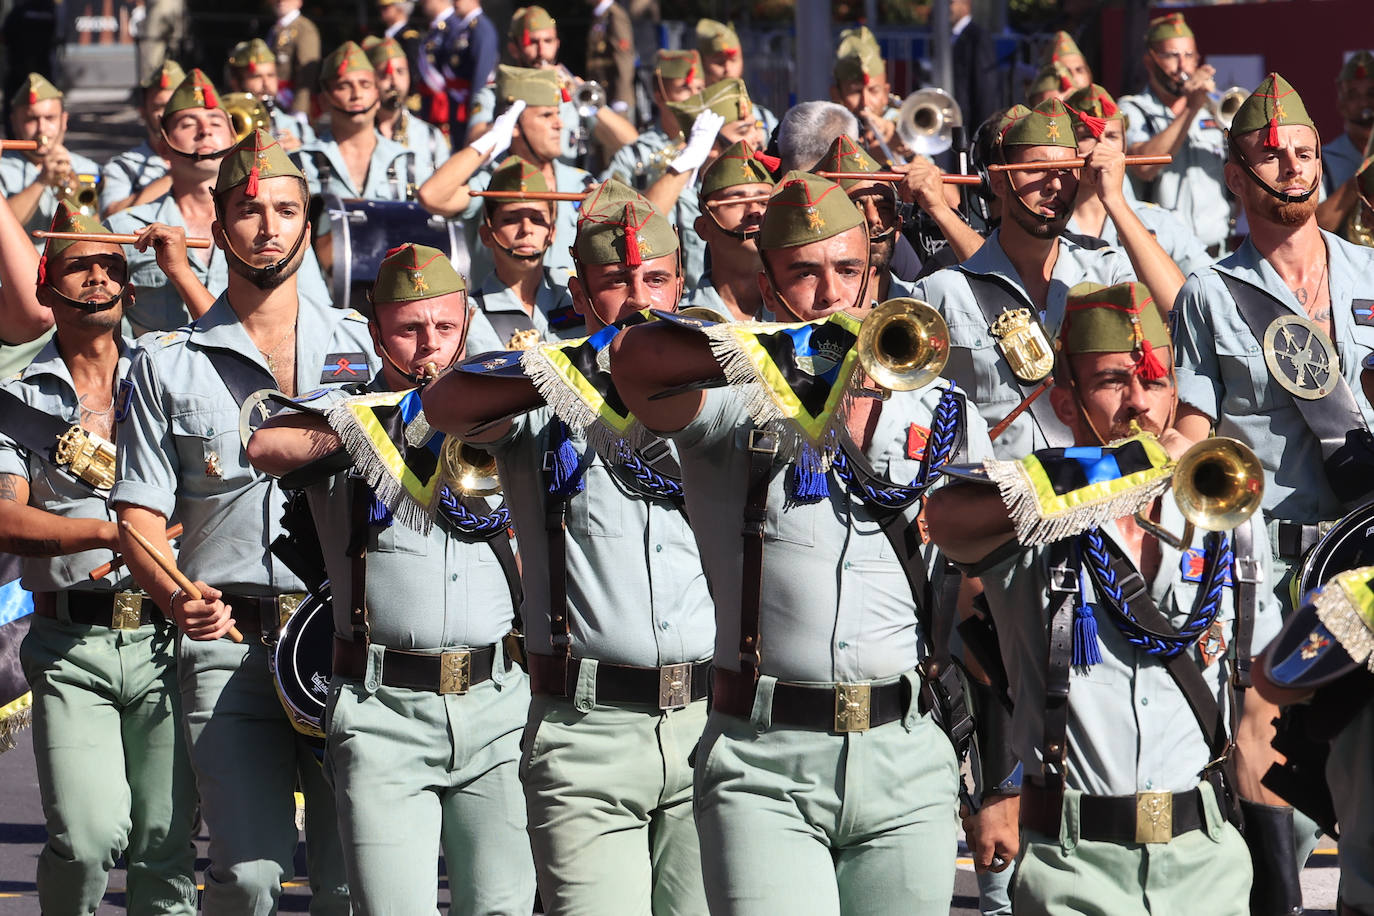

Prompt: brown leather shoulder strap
[739,428,778,680]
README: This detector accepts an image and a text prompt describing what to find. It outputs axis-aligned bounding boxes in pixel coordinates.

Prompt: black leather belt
[33,590,162,629]
[1022,779,1207,844]
[711,667,912,732]
[333,638,504,694]
[1273,520,1333,560]
[218,592,307,635]
[528,654,709,710]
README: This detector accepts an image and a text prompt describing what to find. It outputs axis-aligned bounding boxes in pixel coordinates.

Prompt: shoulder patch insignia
[1181,547,1233,586]
[1353,299,1374,327]
[114,378,135,423]
[344,309,368,322]
[321,352,371,383]
[907,423,930,461]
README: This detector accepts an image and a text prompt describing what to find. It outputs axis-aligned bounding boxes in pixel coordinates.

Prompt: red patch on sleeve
[616,38,631,51]
[907,423,930,461]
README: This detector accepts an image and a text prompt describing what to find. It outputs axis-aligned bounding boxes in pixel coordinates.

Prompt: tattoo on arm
[0,475,21,503]
[3,536,62,556]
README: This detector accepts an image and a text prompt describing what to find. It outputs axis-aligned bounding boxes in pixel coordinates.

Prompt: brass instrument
[58,173,100,216]
[443,437,502,496]
[1137,436,1264,548]
[677,305,730,323]
[855,298,950,392]
[1343,202,1374,248]
[573,81,607,120]
[223,92,271,143]
[1206,86,1249,131]
[631,139,686,189]
[896,88,963,159]
[861,110,907,167]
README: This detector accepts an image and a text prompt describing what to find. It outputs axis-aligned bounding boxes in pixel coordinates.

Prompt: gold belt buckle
[1134,791,1173,844]
[112,592,144,630]
[834,682,871,732]
[439,649,471,695]
[277,593,306,629]
[658,663,691,710]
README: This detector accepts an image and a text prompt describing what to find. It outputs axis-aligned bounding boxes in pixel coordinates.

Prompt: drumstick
[119,521,243,643]
[989,378,1053,441]
[88,523,183,580]
[987,154,1172,172]
[469,190,589,201]
[817,170,983,186]
[704,194,773,207]
[32,230,213,249]
[1,140,39,151]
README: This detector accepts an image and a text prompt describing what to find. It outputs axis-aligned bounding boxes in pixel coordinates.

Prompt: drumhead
[327,197,469,312]
[272,583,333,739]
[1295,501,1374,602]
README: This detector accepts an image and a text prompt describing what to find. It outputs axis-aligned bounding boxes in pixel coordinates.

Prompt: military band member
[1172,72,1374,889]
[1117,13,1231,256]
[101,59,184,217]
[1025,61,1073,109]
[420,65,594,287]
[422,180,712,916]
[107,69,333,335]
[246,244,535,916]
[925,281,1287,916]
[226,38,314,152]
[830,27,899,159]
[416,0,499,146]
[584,0,635,119]
[368,36,451,184]
[266,0,321,115]
[611,171,991,915]
[467,155,573,348]
[1,74,102,253]
[1047,30,1092,92]
[679,140,770,321]
[695,19,778,140]
[644,78,766,290]
[113,130,374,914]
[913,100,1141,462]
[1064,83,1213,280]
[375,0,423,100]
[0,204,198,915]
[601,50,704,190]
[1317,50,1374,233]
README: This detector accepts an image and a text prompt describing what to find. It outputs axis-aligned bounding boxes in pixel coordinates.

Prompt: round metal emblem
[1262,315,1339,400]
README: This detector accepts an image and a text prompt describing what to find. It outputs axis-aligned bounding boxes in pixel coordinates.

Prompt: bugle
[1136,437,1264,549]
[855,298,950,392]
[895,88,963,158]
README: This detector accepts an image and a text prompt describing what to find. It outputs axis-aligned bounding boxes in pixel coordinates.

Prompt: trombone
[855,298,950,393]
[1136,436,1264,549]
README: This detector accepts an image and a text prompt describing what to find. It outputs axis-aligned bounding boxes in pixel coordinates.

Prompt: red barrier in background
[1100,0,1368,140]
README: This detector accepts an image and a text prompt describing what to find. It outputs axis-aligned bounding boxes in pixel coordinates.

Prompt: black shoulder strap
[458,492,523,623]
[1231,518,1261,689]
[479,301,540,352]
[202,347,275,408]
[1217,271,1368,464]
[956,271,1073,448]
[0,388,105,494]
[738,427,778,680]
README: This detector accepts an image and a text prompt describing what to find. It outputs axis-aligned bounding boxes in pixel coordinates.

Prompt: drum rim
[272,582,331,739]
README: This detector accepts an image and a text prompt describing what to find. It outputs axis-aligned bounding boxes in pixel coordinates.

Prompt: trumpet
[222,92,271,144]
[896,88,963,158]
[1137,436,1264,548]
[58,173,100,216]
[855,298,950,392]
[572,81,607,119]
[1206,86,1249,131]
[443,437,502,496]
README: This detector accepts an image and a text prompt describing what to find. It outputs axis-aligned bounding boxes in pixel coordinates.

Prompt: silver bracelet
[168,586,184,610]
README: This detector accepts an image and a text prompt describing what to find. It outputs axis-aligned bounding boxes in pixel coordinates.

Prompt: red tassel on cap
[385,244,409,258]
[338,56,349,79]
[1068,105,1108,140]
[1266,115,1280,149]
[246,164,261,198]
[624,222,641,266]
[723,47,738,58]
[862,72,871,86]
[248,61,258,75]
[28,89,37,105]
[685,65,695,85]
[1136,340,1167,381]
[521,26,530,47]
[561,86,571,103]
[204,84,219,109]
[160,70,170,89]
[36,254,46,287]
[753,150,781,171]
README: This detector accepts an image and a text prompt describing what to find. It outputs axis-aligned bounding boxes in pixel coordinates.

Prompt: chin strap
[760,232,875,320]
[1228,134,1321,204]
[216,215,311,282]
[158,127,237,164]
[375,315,469,389]
[44,284,130,314]
[483,214,550,263]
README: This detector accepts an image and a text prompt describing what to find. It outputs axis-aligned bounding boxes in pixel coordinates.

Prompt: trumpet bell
[443,437,502,496]
[896,88,963,158]
[222,92,271,144]
[573,81,607,119]
[1212,86,1249,131]
[1173,437,1264,533]
[856,298,950,392]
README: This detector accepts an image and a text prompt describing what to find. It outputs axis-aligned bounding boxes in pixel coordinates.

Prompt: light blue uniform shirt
[388,109,451,186]
[914,229,1135,459]
[0,149,104,252]
[462,159,592,288]
[481,406,714,667]
[1172,231,1374,523]
[1118,87,1230,250]
[980,508,1280,796]
[665,182,705,290]
[1066,200,1214,279]
[1323,132,1364,197]
[296,131,418,239]
[270,107,317,146]
[112,295,379,590]
[465,270,569,353]
[669,381,991,683]
[100,140,167,211]
[106,192,334,335]
[0,337,137,592]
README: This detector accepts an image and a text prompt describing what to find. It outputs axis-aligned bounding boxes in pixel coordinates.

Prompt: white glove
[470,99,526,160]
[668,110,726,176]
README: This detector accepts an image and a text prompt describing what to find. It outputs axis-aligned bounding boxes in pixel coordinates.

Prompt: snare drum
[271,584,334,739]
[1293,501,1374,605]
[326,196,469,312]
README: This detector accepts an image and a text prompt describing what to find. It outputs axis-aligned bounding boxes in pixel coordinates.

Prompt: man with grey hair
[777,100,858,172]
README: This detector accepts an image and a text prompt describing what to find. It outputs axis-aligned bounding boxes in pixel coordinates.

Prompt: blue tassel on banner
[787,445,830,503]
[547,422,586,496]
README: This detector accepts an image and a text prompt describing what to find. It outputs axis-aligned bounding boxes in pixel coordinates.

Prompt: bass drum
[271,583,334,740]
[1293,501,1374,605]
[326,196,469,312]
